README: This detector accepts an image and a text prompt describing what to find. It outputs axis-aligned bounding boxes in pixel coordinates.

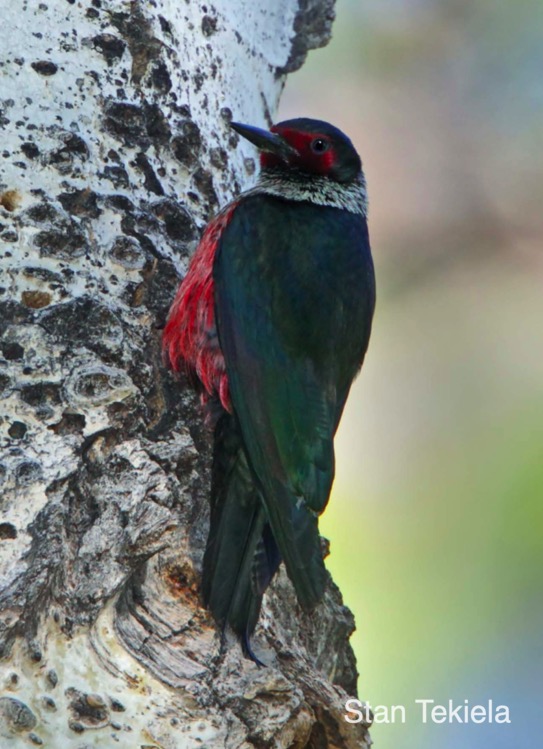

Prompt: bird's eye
[310,138,329,154]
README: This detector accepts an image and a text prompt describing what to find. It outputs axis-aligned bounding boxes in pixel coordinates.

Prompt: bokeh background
[280,1,543,747]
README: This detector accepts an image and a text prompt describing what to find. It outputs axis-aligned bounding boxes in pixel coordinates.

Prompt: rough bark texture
[0,1,371,747]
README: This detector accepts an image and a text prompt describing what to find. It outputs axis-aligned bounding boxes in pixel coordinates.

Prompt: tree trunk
[0,1,371,746]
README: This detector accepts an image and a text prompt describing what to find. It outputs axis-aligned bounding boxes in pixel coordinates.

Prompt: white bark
[0,1,370,747]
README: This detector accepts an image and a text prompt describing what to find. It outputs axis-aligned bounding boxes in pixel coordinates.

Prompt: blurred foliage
[280,1,543,747]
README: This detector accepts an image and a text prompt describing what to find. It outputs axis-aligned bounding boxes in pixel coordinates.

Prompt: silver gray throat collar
[246,168,368,217]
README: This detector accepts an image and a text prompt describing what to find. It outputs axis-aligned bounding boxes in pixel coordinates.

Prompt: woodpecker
[163,118,375,662]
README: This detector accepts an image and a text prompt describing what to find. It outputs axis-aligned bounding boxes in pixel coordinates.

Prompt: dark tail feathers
[202,415,281,642]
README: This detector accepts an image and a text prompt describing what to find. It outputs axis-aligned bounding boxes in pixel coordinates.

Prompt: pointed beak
[230,121,298,162]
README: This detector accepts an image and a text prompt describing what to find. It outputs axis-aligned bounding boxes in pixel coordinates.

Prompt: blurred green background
[280,1,543,747]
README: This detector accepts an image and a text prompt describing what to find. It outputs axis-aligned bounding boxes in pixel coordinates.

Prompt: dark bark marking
[34,226,88,259]
[48,412,86,436]
[31,60,58,76]
[8,422,27,439]
[201,15,218,37]
[0,523,17,540]
[1,341,25,360]
[90,34,126,65]
[21,290,53,309]
[150,199,197,242]
[66,688,109,729]
[58,188,101,218]
[110,4,163,86]
[171,119,202,168]
[21,142,40,159]
[193,167,218,207]
[40,298,124,361]
[0,698,37,732]
[134,152,164,196]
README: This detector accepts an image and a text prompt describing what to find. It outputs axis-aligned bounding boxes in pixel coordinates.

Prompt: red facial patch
[163,203,238,413]
[261,127,336,176]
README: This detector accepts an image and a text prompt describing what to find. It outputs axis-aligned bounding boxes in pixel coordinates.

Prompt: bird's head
[231,118,362,184]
